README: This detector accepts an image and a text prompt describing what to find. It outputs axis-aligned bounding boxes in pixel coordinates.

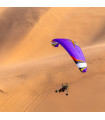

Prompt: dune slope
[0,7,105,112]
[1,7,105,65]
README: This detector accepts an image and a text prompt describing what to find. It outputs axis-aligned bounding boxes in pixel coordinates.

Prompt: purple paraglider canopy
[51,38,87,73]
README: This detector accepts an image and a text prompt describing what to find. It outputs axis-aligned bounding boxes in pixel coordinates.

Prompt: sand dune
[1,7,105,65]
[0,7,49,64]
[0,7,105,112]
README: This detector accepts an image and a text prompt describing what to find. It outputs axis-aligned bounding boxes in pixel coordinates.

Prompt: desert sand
[0,7,105,112]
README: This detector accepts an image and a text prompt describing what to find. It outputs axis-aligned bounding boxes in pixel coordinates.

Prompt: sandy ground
[0,7,105,112]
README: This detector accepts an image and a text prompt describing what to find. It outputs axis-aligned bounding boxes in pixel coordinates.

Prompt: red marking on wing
[71,56,84,62]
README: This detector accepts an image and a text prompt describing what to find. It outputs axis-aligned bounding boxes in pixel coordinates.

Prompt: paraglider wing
[51,40,59,47]
[51,38,87,73]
